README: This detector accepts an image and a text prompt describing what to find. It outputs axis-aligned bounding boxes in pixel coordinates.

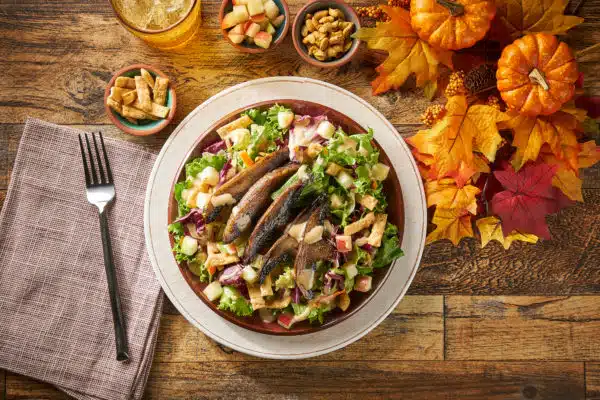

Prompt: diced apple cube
[371,163,390,181]
[317,120,335,139]
[264,0,280,20]
[244,21,261,37]
[232,0,248,4]
[271,14,285,27]
[247,0,264,16]
[254,31,272,49]
[230,23,245,35]
[266,22,276,35]
[221,7,249,29]
[181,236,198,256]
[336,235,352,253]
[277,110,294,128]
[354,275,372,292]
[277,312,295,329]
[203,281,223,302]
[228,32,245,44]
[250,13,267,23]
[233,4,249,15]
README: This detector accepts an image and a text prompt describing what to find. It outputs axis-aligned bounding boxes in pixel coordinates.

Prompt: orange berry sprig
[486,95,502,111]
[445,71,467,97]
[356,6,390,21]
[387,0,410,8]
[421,104,446,126]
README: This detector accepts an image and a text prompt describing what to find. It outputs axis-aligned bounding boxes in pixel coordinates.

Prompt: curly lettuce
[218,286,253,317]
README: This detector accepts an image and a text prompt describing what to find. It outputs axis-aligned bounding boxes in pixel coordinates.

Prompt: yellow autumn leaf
[492,0,583,40]
[425,178,481,214]
[426,207,474,245]
[501,110,581,171]
[552,168,583,201]
[353,6,453,95]
[408,95,508,186]
[476,216,539,249]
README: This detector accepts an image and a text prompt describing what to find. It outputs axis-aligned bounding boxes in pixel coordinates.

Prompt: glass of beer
[110,0,201,49]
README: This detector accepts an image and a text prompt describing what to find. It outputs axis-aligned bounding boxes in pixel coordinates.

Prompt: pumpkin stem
[528,68,549,91]
[436,0,465,16]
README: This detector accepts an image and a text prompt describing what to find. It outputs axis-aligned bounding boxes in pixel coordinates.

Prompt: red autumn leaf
[491,162,573,239]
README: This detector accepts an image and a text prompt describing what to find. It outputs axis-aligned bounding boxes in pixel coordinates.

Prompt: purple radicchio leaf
[174,209,205,235]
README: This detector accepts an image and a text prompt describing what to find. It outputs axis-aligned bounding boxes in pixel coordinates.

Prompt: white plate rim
[144,77,427,359]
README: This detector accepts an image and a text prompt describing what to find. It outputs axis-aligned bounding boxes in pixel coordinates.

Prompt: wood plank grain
[4,373,68,400]
[588,363,600,400]
[155,295,443,361]
[0,1,599,126]
[143,361,584,399]
[446,296,600,360]
[410,187,600,295]
[4,361,585,400]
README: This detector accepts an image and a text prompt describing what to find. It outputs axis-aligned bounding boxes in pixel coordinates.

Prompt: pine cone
[465,64,497,95]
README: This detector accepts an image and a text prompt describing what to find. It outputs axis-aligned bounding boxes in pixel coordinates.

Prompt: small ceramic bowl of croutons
[104,64,176,136]
[292,0,360,68]
[219,0,290,52]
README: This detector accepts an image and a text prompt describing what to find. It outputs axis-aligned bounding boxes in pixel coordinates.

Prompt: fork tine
[84,133,98,185]
[92,133,106,184]
[78,134,92,187]
[99,132,114,183]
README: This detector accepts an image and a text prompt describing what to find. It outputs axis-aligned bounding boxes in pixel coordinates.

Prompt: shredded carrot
[371,181,377,189]
[322,148,329,155]
[240,151,254,167]
[208,265,217,276]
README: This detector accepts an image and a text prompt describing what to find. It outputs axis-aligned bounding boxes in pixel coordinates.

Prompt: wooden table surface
[1,0,600,399]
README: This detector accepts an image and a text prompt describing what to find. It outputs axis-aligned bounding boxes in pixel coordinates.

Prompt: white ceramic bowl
[144,77,427,359]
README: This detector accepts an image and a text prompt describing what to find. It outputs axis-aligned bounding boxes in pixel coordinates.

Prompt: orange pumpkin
[410,0,495,50]
[497,33,578,117]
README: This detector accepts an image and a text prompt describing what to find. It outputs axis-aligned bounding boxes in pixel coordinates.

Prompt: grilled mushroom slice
[257,209,311,284]
[243,180,304,263]
[294,201,336,294]
[222,163,300,244]
[204,147,289,223]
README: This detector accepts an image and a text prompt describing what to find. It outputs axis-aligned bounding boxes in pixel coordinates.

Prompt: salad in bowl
[168,103,404,332]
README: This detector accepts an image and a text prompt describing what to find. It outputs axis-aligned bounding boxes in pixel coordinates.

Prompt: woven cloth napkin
[0,118,164,400]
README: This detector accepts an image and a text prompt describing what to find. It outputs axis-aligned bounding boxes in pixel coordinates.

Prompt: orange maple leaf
[426,207,474,245]
[425,178,480,214]
[408,95,508,187]
[352,6,453,95]
[491,0,583,41]
[476,216,538,249]
[501,110,582,171]
[540,140,600,201]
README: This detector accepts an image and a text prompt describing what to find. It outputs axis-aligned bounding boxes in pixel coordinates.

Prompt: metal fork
[78,132,129,362]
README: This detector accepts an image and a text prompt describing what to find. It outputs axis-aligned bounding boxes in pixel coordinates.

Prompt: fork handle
[99,210,130,362]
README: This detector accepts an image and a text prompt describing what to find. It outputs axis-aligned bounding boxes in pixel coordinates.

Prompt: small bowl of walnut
[292,0,360,68]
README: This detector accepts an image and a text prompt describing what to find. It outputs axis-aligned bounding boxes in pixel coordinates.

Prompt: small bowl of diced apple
[219,0,290,52]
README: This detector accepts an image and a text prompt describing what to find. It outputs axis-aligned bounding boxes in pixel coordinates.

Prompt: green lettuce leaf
[372,223,404,269]
[218,286,253,317]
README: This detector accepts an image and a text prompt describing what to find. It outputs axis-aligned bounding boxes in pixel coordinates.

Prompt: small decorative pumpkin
[497,33,579,117]
[410,0,496,50]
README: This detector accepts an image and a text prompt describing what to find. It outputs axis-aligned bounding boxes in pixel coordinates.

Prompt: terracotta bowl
[219,0,290,53]
[167,100,404,335]
[292,0,360,68]
[104,64,176,136]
